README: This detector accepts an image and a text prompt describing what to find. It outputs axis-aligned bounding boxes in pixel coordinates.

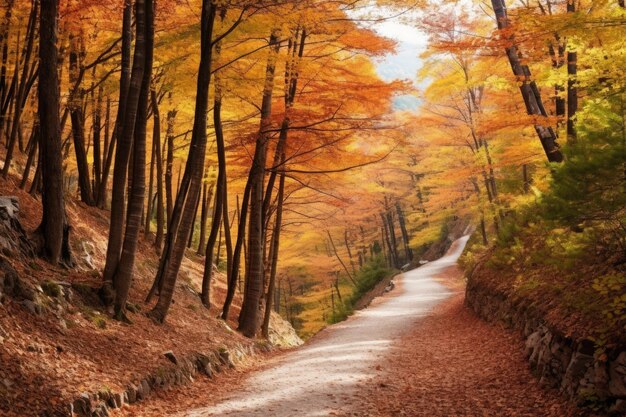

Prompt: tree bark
[327,230,357,286]
[164,109,176,225]
[238,30,281,338]
[261,159,285,338]
[395,202,413,263]
[148,0,216,322]
[93,87,103,196]
[151,89,165,251]
[145,123,156,235]
[68,35,95,206]
[201,34,227,307]
[112,0,154,321]
[222,184,251,319]
[103,0,147,288]
[37,0,69,265]
[381,213,397,268]
[2,2,36,178]
[20,121,38,189]
[97,0,132,208]
[197,180,213,255]
[490,0,563,163]
[566,0,577,143]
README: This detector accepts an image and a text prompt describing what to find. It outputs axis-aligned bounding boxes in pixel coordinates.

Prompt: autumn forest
[0,0,625,416]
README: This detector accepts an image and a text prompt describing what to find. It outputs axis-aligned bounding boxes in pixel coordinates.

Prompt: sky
[350,8,430,111]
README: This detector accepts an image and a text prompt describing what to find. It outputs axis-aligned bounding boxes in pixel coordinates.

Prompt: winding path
[176,237,470,417]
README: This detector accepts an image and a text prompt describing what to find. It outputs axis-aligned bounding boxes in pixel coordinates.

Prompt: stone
[113,392,124,409]
[73,393,92,415]
[27,343,45,353]
[0,197,33,256]
[609,399,626,414]
[609,352,626,398]
[219,350,234,368]
[163,350,178,365]
[22,299,43,315]
[125,385,137,404]
[140,379,151,399]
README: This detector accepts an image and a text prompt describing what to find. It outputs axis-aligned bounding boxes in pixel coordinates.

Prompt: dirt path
[126,237,591,417]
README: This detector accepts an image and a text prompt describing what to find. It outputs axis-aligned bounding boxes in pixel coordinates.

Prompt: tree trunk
[165,109,176,225]
[93,87,103,197]
[522,164,530,193]
[395,202,413,263]
[103,0,148,288]
[566,0,577,144]
[222,184,251,320]
[145,124,156,235]
[381,213,397,268]
[187,191,201,248]
[148,0,216,322]
[262,163,285,338]
[238,30,281,338]
[490,0,563,163]
[68,34,94,206]
[20,121,38,189]
[97,0,132,208]
[112,0,153,321]
[327,230,357,286]
[37,0,69,265]
[152,89,165,251]
[2,2,36,178]
[384,204,400,268]
[201,34,227,306]
[0,1,16,129]
[197,181,208,254]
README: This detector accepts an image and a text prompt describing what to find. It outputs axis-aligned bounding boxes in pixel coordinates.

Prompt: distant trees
[6,0,617,341]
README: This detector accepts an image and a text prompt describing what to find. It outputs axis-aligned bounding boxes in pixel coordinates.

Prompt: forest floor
[119,236,598,417]
[0,176,300,417]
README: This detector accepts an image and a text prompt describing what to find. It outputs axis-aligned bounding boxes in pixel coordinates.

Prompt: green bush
[328,255,392,324]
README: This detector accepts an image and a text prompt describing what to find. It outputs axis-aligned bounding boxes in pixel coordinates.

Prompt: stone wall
[465,279,626,415]
[41,343,268,417]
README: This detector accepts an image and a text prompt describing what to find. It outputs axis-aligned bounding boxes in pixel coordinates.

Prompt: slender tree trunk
[201,34,228,306]
[93,87,103,197]
[148,0,216,322]
[112,0,153,321]
[480,215,488,245]
[164,109,176,224]
[37,0,69,265]
[222,185,250,320]
[187,192,201,248]
[97,0,132,208]
[262,164,285,338]
[197,181,208,254]
[68,34,94,206]
[151,89,165,251]
[238,30,281,338]
[20,121,38,189]
[395,202,413,263]
[2,2,36,178]
[344,229,356,274]
[0,1,16,123]
[523,164,530,193]
[103,0,147,288]
[327,230,357,286]
[145,126,156,235]
[490,0,563,163]
[384,202,400,268]
[566,0,577,144]
[381,213,397,268]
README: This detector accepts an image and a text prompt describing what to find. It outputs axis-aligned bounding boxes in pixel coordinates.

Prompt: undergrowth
[328,255,393,324]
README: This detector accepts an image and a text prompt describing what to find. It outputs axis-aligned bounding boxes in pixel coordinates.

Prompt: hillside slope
[0,176,301,417]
